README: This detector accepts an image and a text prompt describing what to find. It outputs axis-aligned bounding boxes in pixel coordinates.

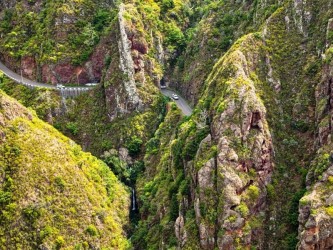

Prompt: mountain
[1,0,333,249]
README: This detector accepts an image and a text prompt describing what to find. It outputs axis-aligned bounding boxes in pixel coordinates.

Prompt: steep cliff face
[134,33,276,250]
[103,3,157,120]
[167,0,281,105]
[0,1,166,154]
[298,15,333,249]
[0,0,115,84]
[0,90,130,249]
[203,34,274,249]
[132,0,332,248]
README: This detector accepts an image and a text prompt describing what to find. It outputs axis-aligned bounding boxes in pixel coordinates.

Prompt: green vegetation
[247,185,260,201]
[126,136,143,156]
[1,0,333,249]
[325,206,333,217]
[0,73,61,122]
[0,91,130,249]
[0,0,117,65]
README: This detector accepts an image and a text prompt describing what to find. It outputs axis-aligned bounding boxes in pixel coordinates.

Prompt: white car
[172,94,179,100]
[160,85,167,89]
[56,84,65,89]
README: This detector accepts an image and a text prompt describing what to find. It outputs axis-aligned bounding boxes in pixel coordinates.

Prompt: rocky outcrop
[212,35,273,249]
[298,18,333,250]
[171,34,274,250]
[298,162,333,250]
[175,215,187,248]
[292,0,312,36]
[116,3,141,108]
[102,3,165,121]
[193,135,216,249]
[314,19,333,147]
[103,4,143,121]
[2,46,107,85]
[21,56,37,80]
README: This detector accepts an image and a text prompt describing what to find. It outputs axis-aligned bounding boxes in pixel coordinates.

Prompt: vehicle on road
[86,83,98,86]
[56,84,65,89]
[172,94,179,100]
[160,85,167,89]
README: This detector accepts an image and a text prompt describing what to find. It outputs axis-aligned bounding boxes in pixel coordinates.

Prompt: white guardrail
[0,67,95,98]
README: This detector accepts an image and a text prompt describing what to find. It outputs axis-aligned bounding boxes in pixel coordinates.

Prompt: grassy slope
[0,90,130,249]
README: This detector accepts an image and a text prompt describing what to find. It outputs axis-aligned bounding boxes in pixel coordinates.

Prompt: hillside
[0,90,130,249]
[2,0,333,249]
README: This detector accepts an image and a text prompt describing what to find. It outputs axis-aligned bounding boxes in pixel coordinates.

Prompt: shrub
[179,179,190,196]
[248,185,260,200]
[164,23,185,49]
[40,226,54,239]
[182,127,209,161]
[11,146,21,156]
[54,177,66,192]
[126,136,143,156]
[0,10,13,33]
[146,137,160,155]
[86,225,98,236]
[161,0,175,13]
[0,191,11,205]
[129,161,145,181]
[66,122,79,136]
[325,206,333,217]
[299,196,309,205]
[93,9,112,32]
[22,205,41,223]
[291,120,309,132]
[169,194,179,221]
[328,176,333,184]
[55,236,65,249]
[103,155,129,183]
[305,61,320,76]
[237,203,249,217]
[227,215,237,223]
[313,153,330,180]
[104,55,111,67]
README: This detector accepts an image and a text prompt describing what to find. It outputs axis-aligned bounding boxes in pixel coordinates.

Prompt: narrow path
[161,89,193,116]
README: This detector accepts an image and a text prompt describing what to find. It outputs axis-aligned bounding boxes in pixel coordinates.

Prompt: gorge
[1,0,333,249]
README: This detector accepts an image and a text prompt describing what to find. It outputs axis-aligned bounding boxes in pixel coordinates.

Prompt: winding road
[0,61,192,114]
[0,61,55,89]
[0,61,92,97]
[161,89,192,116]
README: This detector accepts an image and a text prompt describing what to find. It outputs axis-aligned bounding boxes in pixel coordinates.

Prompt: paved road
[0,61,56,89]
[0,61,193,112]
[0,61,93,98]
[161,89,192,116]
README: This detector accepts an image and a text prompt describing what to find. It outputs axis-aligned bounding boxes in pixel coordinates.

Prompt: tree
[83,23,98,47]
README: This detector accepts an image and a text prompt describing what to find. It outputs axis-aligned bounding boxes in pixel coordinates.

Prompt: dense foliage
[0,91,130,249]
[1,0,333,249]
